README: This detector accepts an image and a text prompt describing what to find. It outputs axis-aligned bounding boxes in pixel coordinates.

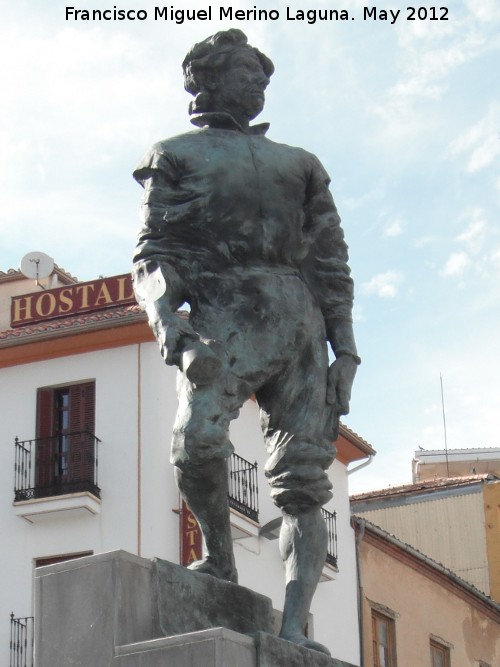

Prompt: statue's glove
[133,261,222,384]
[150,312,197,366]
[149,310,222,385]
[326,355,359,416]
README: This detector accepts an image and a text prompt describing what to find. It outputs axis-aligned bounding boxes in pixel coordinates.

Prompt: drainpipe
[347,453,373,663]
[353,517,366,667]
[347,454,374,476]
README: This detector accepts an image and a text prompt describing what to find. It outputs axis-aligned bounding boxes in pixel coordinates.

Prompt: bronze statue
[133,29,359,655]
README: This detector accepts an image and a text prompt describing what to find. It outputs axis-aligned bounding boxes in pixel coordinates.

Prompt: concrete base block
[35,550,274,667]
[35,550,155,667]
[35,550,357,667]
[114,628,357,667]
[255,632,356,667]
[114,627,256,667]
[153,557,274,636]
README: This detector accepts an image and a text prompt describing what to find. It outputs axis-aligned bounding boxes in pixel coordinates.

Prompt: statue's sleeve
[302,155,358,358]
[132,147,191,312]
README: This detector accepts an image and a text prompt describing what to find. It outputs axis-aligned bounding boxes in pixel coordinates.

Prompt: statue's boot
[279,508,331,655]
[175,459,238,583]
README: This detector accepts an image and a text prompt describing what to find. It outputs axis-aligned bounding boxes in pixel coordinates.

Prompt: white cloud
[388,40,473,101]
[0,23,189,189]
[463,0,500,22]
[383,217,404,237]
[490,247,500,266]
[387,18,493,107]
[361,270,403,298]
[366,6,500,155]
[414,236,435,249]
[440,251,471,277]
[352,303,365,323]
[456,215,487,254]
[449,103,500,173]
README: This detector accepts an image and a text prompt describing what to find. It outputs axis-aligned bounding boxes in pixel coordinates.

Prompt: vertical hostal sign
[180,500,203,566]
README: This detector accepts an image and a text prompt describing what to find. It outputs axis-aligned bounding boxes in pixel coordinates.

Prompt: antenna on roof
[19,252,55,289]
[440,373,450,477]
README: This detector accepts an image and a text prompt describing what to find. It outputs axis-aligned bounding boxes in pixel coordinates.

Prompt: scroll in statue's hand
[180,340,222,385]
[326,356,358,416]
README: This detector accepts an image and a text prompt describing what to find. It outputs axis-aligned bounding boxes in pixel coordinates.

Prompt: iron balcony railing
[14,431,101,502]
[227,452,259,522]
[322,507,338,569]
[10,613,34,667]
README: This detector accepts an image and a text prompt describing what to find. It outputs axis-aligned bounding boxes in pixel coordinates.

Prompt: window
[372,610,397,667]
[430,640,450,667]
[35,381,98,496]
[35,551,93,568]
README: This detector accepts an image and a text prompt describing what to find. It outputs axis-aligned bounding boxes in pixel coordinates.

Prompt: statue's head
[182,29,274,122]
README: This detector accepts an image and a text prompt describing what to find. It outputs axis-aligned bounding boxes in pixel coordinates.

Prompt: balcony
[10,613,34,667]
[13,432,101,522]
[321,507,338,569]
[228,452,259,523]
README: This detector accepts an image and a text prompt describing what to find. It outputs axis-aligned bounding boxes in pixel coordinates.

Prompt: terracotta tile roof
[339,423,376,455]
[350,473,499,503]
[0,264,78,284]
[352,515,500,615]
[415,447,500,454]
[0,268,21,279]
[0,304,146,347]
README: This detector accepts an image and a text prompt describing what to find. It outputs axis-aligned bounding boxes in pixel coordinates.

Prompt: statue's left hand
[326,356,358,415]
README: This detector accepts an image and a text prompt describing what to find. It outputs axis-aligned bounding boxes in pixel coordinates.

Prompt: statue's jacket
[133,112,354,338]
[133,113,356,509]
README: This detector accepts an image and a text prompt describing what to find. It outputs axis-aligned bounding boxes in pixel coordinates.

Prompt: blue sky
[2,1,499,492]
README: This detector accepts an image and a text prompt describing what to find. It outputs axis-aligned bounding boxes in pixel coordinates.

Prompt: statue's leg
[257,332,334,654]
[279,509,330,654]
[171,368,247,584]
[175,459,237,583]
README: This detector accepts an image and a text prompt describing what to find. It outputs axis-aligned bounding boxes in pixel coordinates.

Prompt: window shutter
[37,389,54,438]
[36,389,54,488]
[68,382,95,483]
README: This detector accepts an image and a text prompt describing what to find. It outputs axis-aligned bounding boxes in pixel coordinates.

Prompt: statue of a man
[133,29,359,655]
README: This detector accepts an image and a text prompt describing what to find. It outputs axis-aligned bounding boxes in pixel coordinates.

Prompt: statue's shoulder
[148,128,206,157]
[134,129,205,178]
[264,137,329,175]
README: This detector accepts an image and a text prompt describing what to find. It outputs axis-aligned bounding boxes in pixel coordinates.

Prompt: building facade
[353,517,500,667]
[1,265,374,666]
[351,475,500,602]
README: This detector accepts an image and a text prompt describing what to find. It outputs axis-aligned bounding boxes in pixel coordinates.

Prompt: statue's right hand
[154,316,198,366]
[159,322,222,383]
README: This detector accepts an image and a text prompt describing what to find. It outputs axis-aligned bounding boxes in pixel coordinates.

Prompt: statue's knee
[267,466,333,515]
[172,418,231,467]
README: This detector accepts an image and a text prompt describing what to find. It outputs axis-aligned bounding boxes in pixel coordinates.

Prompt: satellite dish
[19,252,55,281]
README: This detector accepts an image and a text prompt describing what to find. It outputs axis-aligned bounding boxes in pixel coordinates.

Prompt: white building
[412,447,500,481]
[1,263,375,666]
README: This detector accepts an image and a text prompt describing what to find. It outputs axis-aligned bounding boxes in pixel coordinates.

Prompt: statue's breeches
[170,270,336,514]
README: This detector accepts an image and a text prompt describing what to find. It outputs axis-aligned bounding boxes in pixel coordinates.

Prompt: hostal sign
[11,274,135,327]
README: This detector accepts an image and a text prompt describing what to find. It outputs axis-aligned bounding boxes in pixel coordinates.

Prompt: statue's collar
[190,112,269,135]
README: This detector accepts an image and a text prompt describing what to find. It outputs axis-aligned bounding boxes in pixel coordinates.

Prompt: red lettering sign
[180,500,203,566]
[11,274,136,327]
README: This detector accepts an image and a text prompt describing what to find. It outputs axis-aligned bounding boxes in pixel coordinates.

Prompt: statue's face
[214,48,270,121]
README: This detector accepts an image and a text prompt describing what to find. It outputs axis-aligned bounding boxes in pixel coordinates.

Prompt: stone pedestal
[35,550,356,667]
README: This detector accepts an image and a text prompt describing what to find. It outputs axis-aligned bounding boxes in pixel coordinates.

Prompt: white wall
[1,340,360,666]
[1,345,142,666]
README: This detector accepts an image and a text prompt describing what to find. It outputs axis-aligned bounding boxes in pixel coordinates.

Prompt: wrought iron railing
[227,452,259,522]
[322,507,338,568]
[10,613,34,667]
[14,432,101,502]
